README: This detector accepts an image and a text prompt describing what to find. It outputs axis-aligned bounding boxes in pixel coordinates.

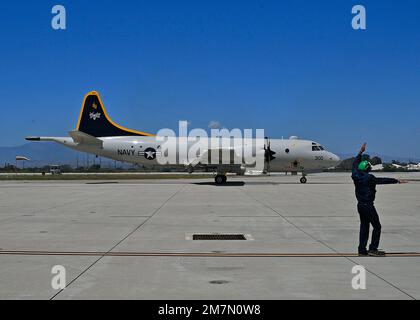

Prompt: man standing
[352,143,406,257]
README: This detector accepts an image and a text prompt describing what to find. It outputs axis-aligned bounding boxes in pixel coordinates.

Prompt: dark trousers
[357,203,382,254]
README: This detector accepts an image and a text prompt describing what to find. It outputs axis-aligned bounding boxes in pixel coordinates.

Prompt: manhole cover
[193,234,247,241]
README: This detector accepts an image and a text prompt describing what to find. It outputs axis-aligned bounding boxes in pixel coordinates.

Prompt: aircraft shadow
[193,182,246,187]
[246,182,350,185]
[193,181,350,186]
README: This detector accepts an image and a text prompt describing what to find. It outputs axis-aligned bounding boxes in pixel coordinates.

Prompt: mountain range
[0,143,119,168]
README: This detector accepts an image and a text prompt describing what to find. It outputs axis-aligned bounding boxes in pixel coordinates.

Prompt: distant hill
[0,142,119,168]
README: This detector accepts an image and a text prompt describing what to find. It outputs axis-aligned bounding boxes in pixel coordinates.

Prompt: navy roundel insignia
[144,147,157,160]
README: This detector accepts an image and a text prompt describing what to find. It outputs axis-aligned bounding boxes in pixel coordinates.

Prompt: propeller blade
[264,137,275,175]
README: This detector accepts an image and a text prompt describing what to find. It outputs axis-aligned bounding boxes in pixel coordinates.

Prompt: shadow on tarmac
[193,182,246,187]
[193,181,350,186]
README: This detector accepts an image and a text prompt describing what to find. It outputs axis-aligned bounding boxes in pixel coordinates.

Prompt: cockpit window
[312,143,324,151]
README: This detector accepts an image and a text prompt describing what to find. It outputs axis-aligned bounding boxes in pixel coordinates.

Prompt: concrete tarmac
[0,172,419,300]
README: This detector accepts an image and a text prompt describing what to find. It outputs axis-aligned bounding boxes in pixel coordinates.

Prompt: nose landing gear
[299,172,308,184]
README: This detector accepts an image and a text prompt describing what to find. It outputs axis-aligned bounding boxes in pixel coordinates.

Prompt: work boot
[368,249,386,257]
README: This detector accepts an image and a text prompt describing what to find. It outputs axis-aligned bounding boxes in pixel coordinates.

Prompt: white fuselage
[47,136,340,173]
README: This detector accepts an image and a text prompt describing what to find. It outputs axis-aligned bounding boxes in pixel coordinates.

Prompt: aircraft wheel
[215,175,226,185]
[300,177,307,184]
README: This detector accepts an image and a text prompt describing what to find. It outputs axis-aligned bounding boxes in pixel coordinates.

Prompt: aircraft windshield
[312,143,324,151]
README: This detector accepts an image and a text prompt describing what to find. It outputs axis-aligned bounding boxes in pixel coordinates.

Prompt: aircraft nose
[326,152,341,165]
[329,153,341,164]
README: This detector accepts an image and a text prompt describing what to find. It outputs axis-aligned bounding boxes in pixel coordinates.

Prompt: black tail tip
[26,137,41,141]
[76,91,154,137]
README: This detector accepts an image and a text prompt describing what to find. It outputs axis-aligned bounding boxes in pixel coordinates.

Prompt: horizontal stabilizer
[69,130,103,148]
[25,136,60,142]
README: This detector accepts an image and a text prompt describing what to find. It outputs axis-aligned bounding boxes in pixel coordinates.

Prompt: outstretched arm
[352,143,366,173]
[373,177,408,185]
[373,177,399,185]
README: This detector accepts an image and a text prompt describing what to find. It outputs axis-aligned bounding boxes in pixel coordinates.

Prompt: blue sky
[0,0,419,158]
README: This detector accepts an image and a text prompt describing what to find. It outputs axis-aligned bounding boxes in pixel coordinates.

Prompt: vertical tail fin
[76,91,154,137]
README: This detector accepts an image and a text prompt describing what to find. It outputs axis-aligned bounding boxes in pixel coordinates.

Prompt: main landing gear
[300,175,307,184]
[215,174,227,185]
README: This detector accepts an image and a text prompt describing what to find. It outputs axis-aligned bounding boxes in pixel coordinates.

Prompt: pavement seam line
[49,186,184,300]
[2,251,420,257]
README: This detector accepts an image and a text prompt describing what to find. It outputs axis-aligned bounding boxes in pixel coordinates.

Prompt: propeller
[264,137,276,175]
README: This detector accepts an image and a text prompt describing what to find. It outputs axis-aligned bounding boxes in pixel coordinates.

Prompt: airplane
[26,91,341,184]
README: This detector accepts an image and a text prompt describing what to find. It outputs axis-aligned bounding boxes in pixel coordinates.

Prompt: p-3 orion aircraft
[26,91,341,184]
